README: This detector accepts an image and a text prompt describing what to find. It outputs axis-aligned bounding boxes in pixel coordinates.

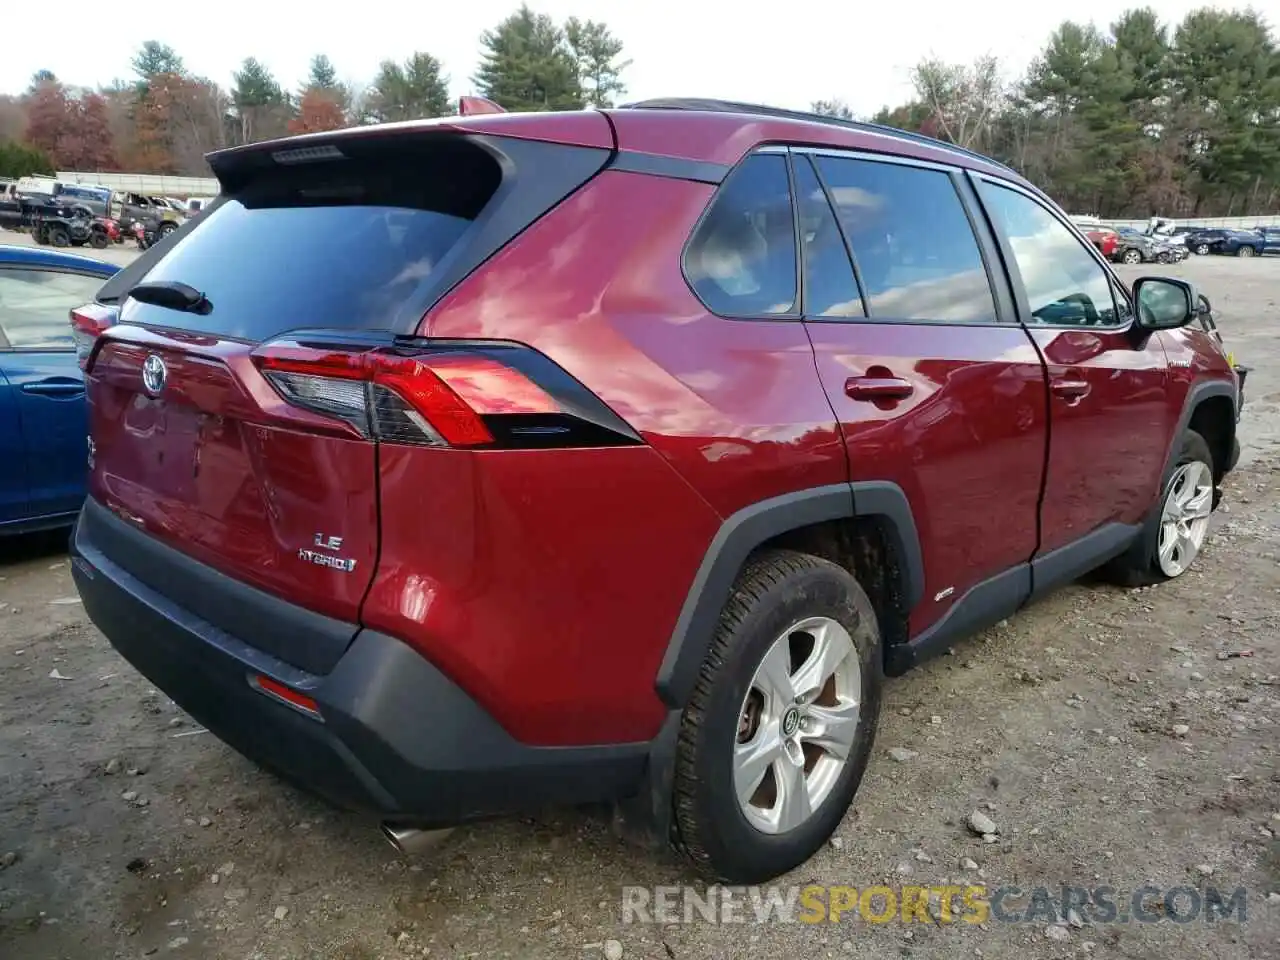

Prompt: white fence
[1074,215,1280,230]
[55,171,219,198]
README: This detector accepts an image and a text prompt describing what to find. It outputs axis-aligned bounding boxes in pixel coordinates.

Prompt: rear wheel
[672,550,882,883]
[158,221,178,238]
[1104,430,1215,587]
[1236,245,1256,258]
[1194,243,1209,255]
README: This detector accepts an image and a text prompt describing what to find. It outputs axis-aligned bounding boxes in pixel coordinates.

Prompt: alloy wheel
[1123,250,1142,264]
[734,616,861,835]
[1157,460,1213,577]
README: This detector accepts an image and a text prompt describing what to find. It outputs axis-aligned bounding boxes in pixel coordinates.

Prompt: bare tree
[911,55,1005,150]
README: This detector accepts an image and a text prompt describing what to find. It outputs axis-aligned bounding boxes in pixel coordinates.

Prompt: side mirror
[1133,276,1202,330]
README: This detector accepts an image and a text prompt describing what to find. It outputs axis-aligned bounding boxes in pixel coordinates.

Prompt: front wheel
[49,226,70,247]
[1104,430,1215,587]
[1194,243,1210,255]
[89,231,108,249]
[1122,248,1143,265]
[672,550,882,883]
[1236,245,1256,258]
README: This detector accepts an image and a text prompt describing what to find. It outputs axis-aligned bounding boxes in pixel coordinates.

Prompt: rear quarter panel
[381,170,849,745]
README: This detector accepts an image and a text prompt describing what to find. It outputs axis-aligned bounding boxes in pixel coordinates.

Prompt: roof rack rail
[616,97,1019,176]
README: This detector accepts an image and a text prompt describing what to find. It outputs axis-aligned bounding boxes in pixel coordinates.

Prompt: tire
[49,226,70,248]
[672,550,882,883]
[89,231,108,249]
[158,221,177,238]
[1236,245,1256,258]
[1194,243,1209,255]
[1103,430,1215,587]
[1157,251,1171,264]
[34,226,49,245]
[1122,248,1143,265]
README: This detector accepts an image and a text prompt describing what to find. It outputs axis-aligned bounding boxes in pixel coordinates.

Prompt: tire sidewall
[682,561,882,880]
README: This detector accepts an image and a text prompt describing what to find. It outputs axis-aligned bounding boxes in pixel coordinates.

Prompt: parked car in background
[1112,228,1161,264]
[1252,226,1280,255]
[115,193,185,239]
[69,98,1243,884]
[1084,226,1118,259]
[0,245,118,535]
[1200,228,1270,258]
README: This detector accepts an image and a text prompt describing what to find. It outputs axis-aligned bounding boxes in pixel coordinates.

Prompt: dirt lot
[1,255,1278,960]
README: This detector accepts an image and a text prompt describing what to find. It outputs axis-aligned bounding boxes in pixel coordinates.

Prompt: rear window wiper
[126,281,212,315]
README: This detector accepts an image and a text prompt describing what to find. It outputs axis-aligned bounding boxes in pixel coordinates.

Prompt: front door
[792,149,1049,638]
[972,177,1173,557]
[0,265,106,519]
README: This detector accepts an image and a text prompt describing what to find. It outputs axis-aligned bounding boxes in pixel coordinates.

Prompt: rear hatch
[82,118,614,673]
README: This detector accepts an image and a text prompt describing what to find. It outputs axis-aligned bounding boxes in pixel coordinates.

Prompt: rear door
[794,149,1049,637]
[0,265,105,518]
[0,364,23,523]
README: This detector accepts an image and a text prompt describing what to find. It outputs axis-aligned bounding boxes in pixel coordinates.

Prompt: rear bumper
[71,499,649,825]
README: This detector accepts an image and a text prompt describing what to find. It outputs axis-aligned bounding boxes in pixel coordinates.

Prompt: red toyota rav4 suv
[70,99,1243,883]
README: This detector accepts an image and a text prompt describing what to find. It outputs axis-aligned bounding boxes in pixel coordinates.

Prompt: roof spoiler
[459,96,506,117]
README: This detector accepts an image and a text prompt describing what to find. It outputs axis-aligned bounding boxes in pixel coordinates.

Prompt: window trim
[679,146,803,322]
[0,265,110,354]
[797,146,1016,328]
[792,153,868,320]
[969,172,1135,333]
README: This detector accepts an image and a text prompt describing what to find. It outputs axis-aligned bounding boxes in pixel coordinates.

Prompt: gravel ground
[1,253,1278,959]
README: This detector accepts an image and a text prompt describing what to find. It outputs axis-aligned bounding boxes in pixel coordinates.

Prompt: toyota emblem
[141,354,167,396]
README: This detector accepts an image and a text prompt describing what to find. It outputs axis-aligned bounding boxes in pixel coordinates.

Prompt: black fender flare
[653,481,924,708]
[1162,378,1238,479]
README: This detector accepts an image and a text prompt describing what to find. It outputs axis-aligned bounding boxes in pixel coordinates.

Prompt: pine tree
[474,5,582,112]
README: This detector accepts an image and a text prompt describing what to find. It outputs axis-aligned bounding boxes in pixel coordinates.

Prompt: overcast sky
[3,1,1269,115]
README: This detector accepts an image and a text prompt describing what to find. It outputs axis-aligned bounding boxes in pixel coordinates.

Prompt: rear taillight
[70,302,119,369]
[251,337,641,450]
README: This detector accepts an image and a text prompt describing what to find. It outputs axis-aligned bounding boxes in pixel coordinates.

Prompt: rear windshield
[121,143,502,341]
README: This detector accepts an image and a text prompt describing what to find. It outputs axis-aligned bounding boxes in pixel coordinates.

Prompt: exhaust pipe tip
[381,822,455,856]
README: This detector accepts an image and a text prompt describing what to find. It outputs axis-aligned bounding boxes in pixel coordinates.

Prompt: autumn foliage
[23,81,117,171]
[288,90,346,135]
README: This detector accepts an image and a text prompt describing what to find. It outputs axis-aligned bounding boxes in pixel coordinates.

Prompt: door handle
[22,381,85,398]
[845,376,914,402]
[1050,379,1091,401]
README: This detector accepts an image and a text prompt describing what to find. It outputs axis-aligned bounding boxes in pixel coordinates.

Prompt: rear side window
[684,153,797,317]
[814,156,997,323]
[121,141,503,341]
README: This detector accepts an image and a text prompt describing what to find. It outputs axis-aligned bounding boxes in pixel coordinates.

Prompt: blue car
[0,244,119,535]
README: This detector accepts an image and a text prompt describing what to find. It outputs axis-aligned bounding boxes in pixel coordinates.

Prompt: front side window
[978,181,1120,327]
[0,268,107,349]
[684,153,797,317]
[814,156,998,323]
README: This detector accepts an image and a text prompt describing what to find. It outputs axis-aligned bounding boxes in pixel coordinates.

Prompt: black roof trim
[617,98,1020,177]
